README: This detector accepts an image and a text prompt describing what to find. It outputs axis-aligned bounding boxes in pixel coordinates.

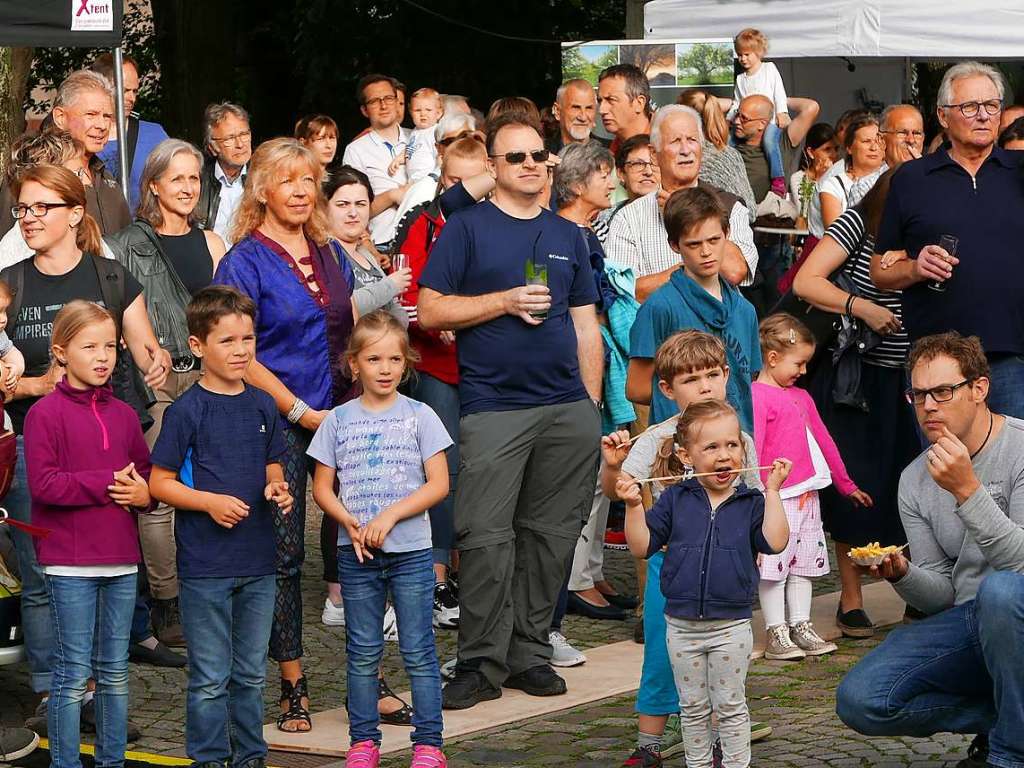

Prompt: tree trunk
[150,0,236,147]
[0,47,34,179]
[625,0,650,38]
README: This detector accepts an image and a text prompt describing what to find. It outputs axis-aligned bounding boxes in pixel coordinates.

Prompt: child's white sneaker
[322,597,345,626]
[383,605,399,641]
[764,623,806,660]
[790,621,837,656]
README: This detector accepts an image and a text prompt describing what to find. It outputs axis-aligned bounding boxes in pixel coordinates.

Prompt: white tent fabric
[644,0,1024,58]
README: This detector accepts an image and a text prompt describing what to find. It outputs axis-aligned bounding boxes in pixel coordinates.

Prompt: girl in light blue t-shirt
[307,310,451,768]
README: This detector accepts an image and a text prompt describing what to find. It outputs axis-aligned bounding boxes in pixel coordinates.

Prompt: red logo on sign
[76,0,91,16]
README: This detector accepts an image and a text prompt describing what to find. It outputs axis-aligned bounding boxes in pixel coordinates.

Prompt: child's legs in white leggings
[759,574,814,627]
[667,616,753,768]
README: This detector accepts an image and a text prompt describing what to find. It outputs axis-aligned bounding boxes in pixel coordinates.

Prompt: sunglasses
[489,149,549,165]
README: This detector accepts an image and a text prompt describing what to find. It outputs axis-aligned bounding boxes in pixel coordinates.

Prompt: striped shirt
[603,187,758,285]
[825,208,909,368]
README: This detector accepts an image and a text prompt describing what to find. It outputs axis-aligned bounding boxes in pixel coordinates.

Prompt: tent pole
[112,46,129,204]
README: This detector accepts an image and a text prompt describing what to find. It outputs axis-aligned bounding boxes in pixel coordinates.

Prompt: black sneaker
[442,669,501,710]
[955,734,989,767]
[836,607,875,638]
[81,699,142,741]
[503,664,567,697]
[621,745,663,767]
[432,582,459,629]
[129,638,187,668]
[0,726,40,761]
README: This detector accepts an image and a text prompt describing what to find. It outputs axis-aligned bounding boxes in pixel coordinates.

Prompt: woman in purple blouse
[214,138,356,733]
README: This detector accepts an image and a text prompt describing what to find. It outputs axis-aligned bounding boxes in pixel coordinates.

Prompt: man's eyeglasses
[904,379,973,405]
[623,159,656,172]
[489,149,549,165]
[364,94,397,110]
[11,202,71,220]
[735,112,767,125]
[942,100,1003,118]
[211,130,252,146]
[880,129,926,141]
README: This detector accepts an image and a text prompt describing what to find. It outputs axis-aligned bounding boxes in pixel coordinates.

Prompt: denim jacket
[645,479,779,620]
[105,219,194,359]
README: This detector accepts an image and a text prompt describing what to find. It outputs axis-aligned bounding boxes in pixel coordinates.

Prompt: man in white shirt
[197,102,252,245]
[604,105,758,302]
[342,74,411,248]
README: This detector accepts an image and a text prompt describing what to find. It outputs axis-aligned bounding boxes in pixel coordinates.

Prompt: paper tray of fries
[847,542,905,567]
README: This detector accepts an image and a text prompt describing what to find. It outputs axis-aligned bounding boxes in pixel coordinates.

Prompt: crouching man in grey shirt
[837,332,1024,768]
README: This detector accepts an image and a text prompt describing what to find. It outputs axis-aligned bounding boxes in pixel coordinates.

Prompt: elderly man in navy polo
[872,62,1024,419]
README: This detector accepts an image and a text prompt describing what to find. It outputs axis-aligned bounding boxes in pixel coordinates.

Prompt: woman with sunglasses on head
[105,139,227,647]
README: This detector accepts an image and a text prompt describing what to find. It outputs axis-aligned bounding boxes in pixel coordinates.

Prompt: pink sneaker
[410,744,447,767]
[345,740,380,768]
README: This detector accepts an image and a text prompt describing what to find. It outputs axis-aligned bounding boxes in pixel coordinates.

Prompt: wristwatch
[591,397,604,410]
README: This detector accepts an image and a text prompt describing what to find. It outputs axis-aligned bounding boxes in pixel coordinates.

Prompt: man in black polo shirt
[873,61,1024,419]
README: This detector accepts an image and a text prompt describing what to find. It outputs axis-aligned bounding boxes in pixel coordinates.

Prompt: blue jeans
[410,372,460,566]
[338,546,442,748]
[179,575,277,766]
[836,571,1024,768]
[46,572,135,768]
[987,355,1024,421]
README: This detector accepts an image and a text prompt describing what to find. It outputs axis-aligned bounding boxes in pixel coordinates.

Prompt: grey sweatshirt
[341,244,409,327]
[895,416,1024,615]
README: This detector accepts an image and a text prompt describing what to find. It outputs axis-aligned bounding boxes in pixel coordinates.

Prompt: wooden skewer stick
[635,466,775,485]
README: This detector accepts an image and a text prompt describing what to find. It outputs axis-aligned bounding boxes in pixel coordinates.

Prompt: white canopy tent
[644,0,1024,121]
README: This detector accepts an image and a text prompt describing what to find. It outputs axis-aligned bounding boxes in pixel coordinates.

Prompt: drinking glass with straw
[525,231,548,320]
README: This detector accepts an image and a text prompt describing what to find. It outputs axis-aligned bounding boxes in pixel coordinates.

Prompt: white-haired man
[872,61,1024,420]
[604,105,758,302]
[48,69,131,234]
[196,101,252,244]
[548,79,601,155]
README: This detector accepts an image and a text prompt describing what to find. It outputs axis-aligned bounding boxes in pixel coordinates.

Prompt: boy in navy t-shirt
[150,286,291,768]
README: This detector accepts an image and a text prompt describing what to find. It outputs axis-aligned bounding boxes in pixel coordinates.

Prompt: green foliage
[677,43,733,86]
[561,45,618,85]
[26,0,160,119]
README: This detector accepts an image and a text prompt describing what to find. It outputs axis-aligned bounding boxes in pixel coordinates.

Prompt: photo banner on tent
[562,38,736,110]
[0,0,123,48]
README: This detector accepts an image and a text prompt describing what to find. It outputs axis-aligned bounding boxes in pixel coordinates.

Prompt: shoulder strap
[124,116,141,184]
[2,261,26,327]
[90,255,128,336]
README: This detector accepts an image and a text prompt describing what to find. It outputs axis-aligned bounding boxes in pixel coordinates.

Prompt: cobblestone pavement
[2,501,972,766]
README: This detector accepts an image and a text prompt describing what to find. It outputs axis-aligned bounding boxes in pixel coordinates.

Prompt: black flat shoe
[567,591,626,621]
[603,592,639,610]
[128,640,186,668]
[836,607,875,638]
[377,677,413,726]
[442,669,501,710]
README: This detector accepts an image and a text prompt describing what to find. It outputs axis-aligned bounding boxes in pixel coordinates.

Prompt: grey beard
[568,124,592,141]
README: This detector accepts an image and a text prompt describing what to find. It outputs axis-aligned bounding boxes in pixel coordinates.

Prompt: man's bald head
[733,95,774,144]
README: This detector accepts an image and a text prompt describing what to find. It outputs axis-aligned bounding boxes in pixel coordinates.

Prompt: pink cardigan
[752,381,857,496]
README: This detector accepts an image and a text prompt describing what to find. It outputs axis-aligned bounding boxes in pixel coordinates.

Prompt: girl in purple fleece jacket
[24,300,152,768]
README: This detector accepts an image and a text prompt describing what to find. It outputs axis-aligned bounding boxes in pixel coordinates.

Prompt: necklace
[969,412,995,460]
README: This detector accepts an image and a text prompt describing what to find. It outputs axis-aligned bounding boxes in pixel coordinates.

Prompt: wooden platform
[264,581,906,757]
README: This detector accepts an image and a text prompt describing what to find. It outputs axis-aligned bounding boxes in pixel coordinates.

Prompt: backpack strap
[2,260,26,331]
[90,254,129,337]
[124,115,141,187]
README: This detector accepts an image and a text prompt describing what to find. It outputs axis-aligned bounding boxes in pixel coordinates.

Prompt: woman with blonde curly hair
[214,137,357,733]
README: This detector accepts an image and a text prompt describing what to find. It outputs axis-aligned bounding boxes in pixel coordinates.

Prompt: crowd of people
[1,26,1023,768]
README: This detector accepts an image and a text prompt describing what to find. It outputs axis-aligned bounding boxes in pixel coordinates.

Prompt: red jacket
[393,182,477,385]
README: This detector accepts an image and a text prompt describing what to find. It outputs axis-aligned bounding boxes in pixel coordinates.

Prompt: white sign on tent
[71,0,115,33]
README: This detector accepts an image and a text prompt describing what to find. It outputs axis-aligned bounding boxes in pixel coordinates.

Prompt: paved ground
[2,502,973,767]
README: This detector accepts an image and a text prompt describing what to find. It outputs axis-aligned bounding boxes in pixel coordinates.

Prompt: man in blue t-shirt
[418,112,604,710]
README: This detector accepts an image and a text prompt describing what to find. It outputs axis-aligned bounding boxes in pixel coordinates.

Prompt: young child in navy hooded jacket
[619,400,790,768]
[24,301,152,768]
